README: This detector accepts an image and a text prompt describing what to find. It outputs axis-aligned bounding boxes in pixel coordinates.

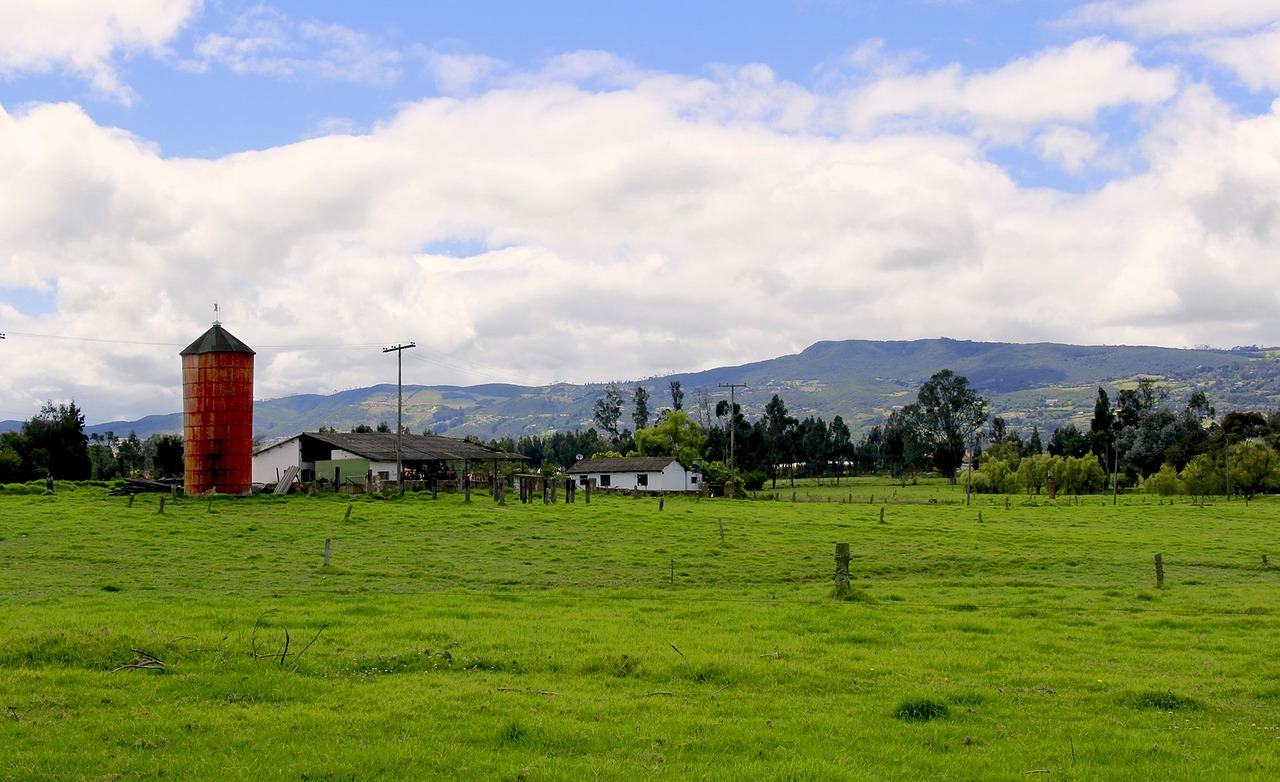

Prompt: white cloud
[1196,24,1280,92]
[423,50,507,95]
[0,0,201,104]
[185,4,401,85]
[1035,126,1109,173]
[4,39,1280,423]
[844,38,1178,137]
[1069,0,1280,37]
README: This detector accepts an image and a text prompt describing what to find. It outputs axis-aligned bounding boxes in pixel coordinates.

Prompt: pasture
[1,482,1278,780]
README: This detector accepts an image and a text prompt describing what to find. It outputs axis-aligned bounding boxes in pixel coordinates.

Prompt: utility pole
[383,342,416,495]
[718,383,746,498]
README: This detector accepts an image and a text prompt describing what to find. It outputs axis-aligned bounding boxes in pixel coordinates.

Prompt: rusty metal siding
[182,351,254,495]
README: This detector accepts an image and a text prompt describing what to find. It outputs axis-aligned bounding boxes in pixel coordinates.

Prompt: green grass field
[2,482,1278,780]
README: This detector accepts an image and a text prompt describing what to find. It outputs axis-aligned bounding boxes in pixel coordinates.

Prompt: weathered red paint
[180,325,255,495]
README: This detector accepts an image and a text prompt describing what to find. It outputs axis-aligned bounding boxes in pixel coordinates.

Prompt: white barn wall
[252,437,303,485]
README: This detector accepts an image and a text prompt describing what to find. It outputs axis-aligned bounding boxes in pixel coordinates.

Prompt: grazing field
[2,483,1279,780]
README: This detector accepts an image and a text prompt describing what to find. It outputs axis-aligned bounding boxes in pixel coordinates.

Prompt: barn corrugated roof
[304,431,524,462]
[180,324,256,356]
[565,456,679,474]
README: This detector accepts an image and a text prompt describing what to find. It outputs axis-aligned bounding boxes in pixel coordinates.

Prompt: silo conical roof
[180,324,256,356]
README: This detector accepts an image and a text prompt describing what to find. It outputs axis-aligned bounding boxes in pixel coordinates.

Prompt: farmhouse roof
[282,431,524,462]
[180,323,256,356]
[565,456,681,474]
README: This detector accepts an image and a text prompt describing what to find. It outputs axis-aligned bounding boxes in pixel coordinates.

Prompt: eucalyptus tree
[905,369,988,483]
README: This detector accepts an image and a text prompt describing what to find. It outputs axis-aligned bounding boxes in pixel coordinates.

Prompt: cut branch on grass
[110,648,166,674]
[289,625,327,671]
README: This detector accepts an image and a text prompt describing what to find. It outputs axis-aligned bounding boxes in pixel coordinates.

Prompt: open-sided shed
[253,431,525,490]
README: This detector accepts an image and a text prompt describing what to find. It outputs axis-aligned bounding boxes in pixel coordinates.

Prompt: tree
[22,401,90,480]
[1047,425,1090,458]
[117,431,144,477]
[1144,463,1183,496]
[633,410,705,468]
[797,416,830,480]
[762,394,796,488]
[593,385,625,443]
[376,421,391,433]
[150,434,185,479]
[1180,453,1224,498]
[1016,453,1053,495]
[88,432,119,480]
[1116,378,1164,428]
[1088,387,1116,480]
[906,370,988,483]
[973,458,1017,494]
[1057,454,1106,495]
[669,381,684,412]
[829,416,853,484]
[0,431,25,483]
[632,385,650,432]
[882,409,929,479]
[1116,407,1193,479]
[1026,426,1043,455]
[1229,441,1280,501]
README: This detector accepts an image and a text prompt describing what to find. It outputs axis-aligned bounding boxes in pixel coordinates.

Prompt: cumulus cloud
[6,7,1280,423]
[6,64,1280,423]
[0,0,201,104]
[1196,25,1280,92]
[845,38,1178,137]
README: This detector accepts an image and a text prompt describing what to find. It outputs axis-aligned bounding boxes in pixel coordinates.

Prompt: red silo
[180,323,255,496]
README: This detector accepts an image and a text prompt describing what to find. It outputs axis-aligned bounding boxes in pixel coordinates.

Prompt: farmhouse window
[579,476,588,486]
[600,474,611,487]
[637,474,649,487]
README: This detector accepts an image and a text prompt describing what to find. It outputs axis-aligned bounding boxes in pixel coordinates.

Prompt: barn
[564,456,701,494]
[253,431,525,491]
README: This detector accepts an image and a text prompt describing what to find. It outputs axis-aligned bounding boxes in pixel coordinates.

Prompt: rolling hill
[7,338,1279,443]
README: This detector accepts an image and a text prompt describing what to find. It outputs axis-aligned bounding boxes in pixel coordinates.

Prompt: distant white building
[564,456,701,493]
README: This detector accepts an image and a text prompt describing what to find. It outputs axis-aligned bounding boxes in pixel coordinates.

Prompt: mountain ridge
[5,338,1277,442]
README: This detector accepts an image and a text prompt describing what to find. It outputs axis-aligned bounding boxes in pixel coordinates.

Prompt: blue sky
[2,0,1280,423]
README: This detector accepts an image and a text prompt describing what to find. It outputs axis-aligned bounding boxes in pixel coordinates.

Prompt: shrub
[1144,463,1183,495]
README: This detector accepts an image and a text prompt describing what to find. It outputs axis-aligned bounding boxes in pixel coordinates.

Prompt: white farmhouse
[564,456,701,493]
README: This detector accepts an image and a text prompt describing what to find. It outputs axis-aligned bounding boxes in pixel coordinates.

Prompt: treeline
[495,373,1280,498]
[0,402,183,483]
[971,380,1280,498]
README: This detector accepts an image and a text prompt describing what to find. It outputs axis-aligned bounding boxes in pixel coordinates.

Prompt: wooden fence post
[158,496,165,514]
[343,505,352,522]
[324,538,331,567]
[835,542,851,590]
[1154,553,1164,588]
